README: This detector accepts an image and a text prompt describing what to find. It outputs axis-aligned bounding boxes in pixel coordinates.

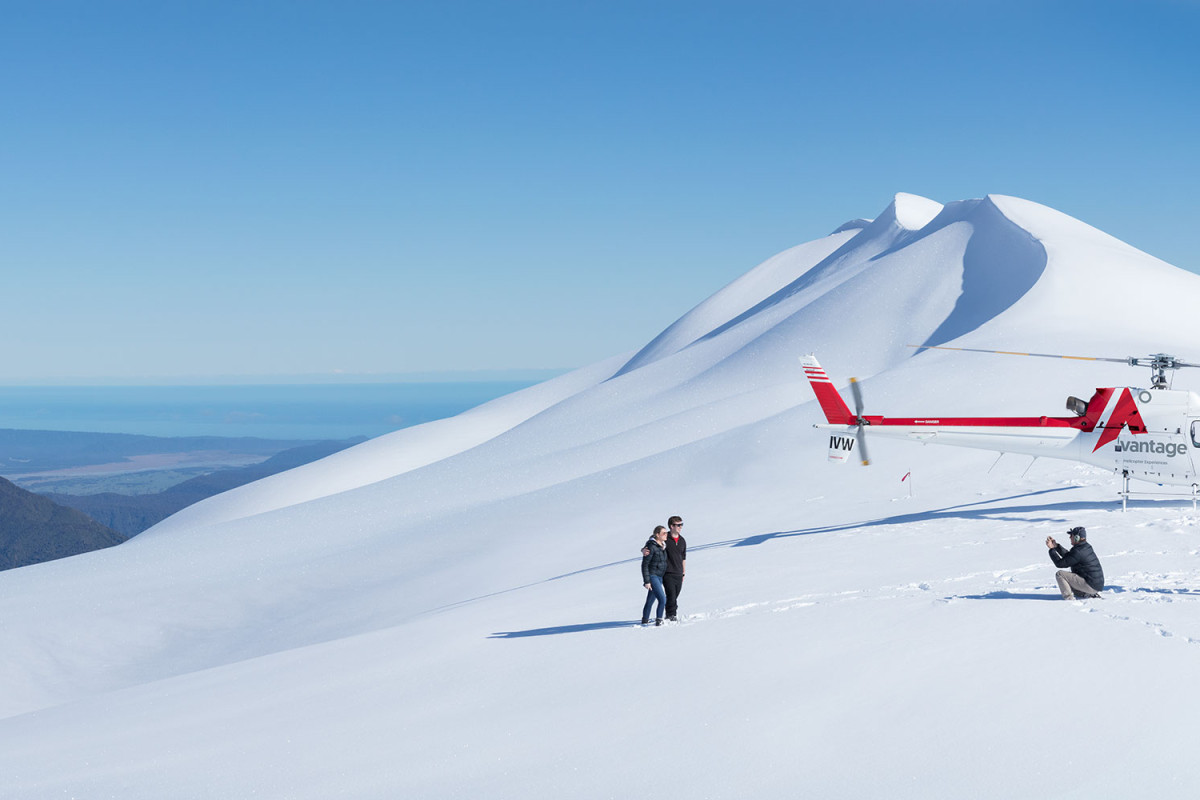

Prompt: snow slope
[4,193,1200,798]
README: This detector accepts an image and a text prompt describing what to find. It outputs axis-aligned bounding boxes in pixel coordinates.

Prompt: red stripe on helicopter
[858,415,1086,428]
[853,386,1147,452]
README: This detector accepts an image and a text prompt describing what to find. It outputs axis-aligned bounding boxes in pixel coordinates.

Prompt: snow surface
[5,193,1200,797]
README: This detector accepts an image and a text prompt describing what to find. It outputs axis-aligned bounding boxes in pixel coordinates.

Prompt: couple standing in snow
[640,516,687,626]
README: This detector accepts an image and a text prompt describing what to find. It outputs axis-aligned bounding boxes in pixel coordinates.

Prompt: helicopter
[802,346,1200,508]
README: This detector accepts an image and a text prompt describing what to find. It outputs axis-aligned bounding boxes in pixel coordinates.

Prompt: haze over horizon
[3,1,1198,382]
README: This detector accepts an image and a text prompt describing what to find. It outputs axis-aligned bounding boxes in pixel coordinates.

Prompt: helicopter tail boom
[801,352,1200,489]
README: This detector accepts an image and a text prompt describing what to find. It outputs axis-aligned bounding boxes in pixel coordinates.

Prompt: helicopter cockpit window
[1192,421,1200,449]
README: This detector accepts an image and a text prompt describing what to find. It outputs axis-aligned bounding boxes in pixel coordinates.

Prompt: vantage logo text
[1114,438,1188,458]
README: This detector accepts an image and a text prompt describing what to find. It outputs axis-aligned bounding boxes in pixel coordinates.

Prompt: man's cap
[1067,526,1087,540]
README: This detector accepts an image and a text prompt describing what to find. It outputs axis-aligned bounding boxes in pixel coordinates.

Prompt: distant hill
[44,440,361,536]
[0,476,126,570]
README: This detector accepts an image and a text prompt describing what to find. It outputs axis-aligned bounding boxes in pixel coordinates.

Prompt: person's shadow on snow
[956,591,1064,601]
[489,621,635,638]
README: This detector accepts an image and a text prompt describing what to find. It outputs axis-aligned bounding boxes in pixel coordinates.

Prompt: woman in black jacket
[641,525,669,625]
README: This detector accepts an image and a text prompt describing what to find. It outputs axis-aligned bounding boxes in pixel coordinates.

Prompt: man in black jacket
[663,515,687,621]
[1046,526,1104,600]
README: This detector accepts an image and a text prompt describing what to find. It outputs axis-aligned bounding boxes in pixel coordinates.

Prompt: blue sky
[2,1,1197,382]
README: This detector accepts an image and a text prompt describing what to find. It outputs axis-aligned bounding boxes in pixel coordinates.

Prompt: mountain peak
[889,192,944,230]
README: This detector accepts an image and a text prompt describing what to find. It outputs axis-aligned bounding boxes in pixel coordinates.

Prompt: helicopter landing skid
[1117,470,1200,512]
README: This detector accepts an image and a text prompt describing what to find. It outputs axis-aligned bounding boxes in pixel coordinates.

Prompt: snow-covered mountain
[5,193,1200,798]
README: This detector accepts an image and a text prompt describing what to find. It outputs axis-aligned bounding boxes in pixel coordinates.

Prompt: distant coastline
[0,380,541,441]
[0,368,568,387]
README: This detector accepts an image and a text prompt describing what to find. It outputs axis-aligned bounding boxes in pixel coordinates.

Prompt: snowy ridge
[615,230,857,376]
[6,194,1200,798]
[148,354,630,533]
[617,193,944,376]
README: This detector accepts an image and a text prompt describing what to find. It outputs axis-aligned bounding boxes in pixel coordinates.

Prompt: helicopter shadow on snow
[956,585,1200,601]
[699,487,1198,551]
[1104,586,1200,597]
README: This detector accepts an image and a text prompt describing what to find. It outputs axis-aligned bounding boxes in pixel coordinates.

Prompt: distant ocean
[0,382,538,441]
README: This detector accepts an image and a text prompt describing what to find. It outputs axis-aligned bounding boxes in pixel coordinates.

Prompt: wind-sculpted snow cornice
[868,197,986,262]
[685,194,946,347]
[917,195,1047,348]
[613,194,945,378]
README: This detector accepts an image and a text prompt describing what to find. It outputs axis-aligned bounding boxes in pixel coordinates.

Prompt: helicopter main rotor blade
[908,344,1130,364]
[907,345,1200,376]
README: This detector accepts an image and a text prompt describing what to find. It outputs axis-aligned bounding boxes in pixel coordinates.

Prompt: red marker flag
[901,472,911,482]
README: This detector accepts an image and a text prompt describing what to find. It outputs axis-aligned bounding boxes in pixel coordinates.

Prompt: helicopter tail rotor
[849,377,871,466]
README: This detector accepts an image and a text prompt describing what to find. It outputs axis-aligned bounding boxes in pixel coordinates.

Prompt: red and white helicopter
[802,346,1200,507]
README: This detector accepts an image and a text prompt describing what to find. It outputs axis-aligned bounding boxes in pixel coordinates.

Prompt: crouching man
[1046,526,1104,600]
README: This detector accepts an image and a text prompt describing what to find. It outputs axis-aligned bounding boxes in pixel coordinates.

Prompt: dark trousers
[664,573,684,618]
